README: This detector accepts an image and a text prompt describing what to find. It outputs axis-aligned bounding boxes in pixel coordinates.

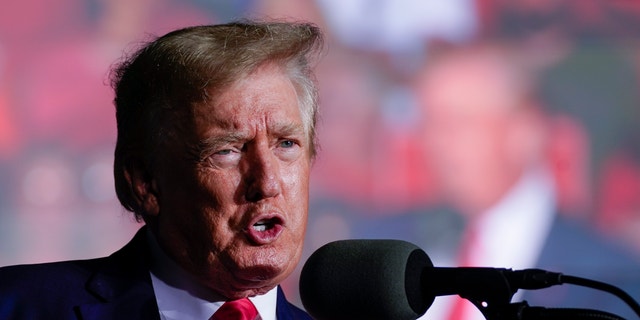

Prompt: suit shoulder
[0,258,106,300]
[545,216,640,267]
[1,258,104,283]
[0,258,108,319]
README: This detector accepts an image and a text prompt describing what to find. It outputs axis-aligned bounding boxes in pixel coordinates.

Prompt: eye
[206,145,243,167]
[214,149,233,155]
[275,139,303,161]
[279,140,296,148]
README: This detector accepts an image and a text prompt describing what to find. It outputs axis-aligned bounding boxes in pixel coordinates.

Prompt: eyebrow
[194,120,306,158]
[273,121,306,138]
[196,132,248,158]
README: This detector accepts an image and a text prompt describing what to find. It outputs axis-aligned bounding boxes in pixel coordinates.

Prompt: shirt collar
[146,229,278,320]
[467,165,556,269]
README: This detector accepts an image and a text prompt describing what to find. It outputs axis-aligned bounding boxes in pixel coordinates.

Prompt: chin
[225,284,277,300]
[221,269,283,300]
[247,244,300,276]
[201,266,281,300]
[236,262,290,285]
[211,244,302,297]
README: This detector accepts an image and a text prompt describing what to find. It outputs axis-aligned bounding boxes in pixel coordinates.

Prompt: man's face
[417,55,527,215]
[149,63,311,299]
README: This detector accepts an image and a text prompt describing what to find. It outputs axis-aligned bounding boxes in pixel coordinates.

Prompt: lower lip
[245,224,284,245]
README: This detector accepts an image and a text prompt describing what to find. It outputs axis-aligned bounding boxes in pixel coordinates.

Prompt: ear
[123,161,160,217]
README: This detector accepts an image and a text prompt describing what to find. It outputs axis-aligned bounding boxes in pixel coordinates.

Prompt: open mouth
[252,219,276,232]
[246,215,284,245]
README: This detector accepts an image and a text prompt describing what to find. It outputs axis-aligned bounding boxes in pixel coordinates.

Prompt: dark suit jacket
[522,216,640,319]
[0,227,312,320]
[340,205,640,319]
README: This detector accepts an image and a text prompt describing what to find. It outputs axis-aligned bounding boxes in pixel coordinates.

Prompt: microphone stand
[518,304,626,320]
[466,299,626,320]
[424,267,524,320]
[424,268,640,320]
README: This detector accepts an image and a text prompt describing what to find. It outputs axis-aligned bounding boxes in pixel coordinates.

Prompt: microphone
[299,239,563,320]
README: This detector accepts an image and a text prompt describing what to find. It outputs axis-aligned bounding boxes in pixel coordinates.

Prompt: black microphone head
[299,239,434,320]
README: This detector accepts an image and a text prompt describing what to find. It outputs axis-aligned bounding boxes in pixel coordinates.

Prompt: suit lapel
[77,227,161,320]
[276,286,312,320]
[76,287,159,320]
[74,227,309,320]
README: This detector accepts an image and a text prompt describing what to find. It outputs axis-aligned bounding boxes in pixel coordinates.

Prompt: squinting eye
[280,140,295,148]
[215,149,233,155]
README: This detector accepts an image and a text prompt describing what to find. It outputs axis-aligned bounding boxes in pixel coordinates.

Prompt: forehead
[193,64,303,134]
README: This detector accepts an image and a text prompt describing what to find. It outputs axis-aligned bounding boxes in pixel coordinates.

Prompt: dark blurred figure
[482,0,640,262]
[413,42,640,320]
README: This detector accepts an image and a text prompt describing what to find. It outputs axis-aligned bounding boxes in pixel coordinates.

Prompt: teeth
[253,220,271,232]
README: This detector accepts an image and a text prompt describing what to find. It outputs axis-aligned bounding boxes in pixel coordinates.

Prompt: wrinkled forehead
[191,64,304,133]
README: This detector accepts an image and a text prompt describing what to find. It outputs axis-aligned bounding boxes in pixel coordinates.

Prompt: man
[0,21,323,320]
[414,43,640,320]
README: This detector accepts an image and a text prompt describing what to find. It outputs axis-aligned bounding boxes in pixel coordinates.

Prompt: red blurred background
[1,0,640,318]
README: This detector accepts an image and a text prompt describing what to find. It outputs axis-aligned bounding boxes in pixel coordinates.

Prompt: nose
[244,144,282,202]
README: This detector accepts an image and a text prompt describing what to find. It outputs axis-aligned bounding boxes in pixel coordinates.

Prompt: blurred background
[1,0,640,319]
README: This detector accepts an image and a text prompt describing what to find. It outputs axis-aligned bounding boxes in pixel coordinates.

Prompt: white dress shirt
[420,166,557,320]
[146,230,277,320]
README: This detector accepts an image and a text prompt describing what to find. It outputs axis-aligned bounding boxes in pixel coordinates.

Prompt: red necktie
[210,298,258,320]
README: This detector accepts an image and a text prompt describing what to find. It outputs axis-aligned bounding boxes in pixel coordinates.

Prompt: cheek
[282,161,310,235]
[289,203,309,240]
[162,169,239,240]
[283,158,310,196]
[196,168,242,204]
